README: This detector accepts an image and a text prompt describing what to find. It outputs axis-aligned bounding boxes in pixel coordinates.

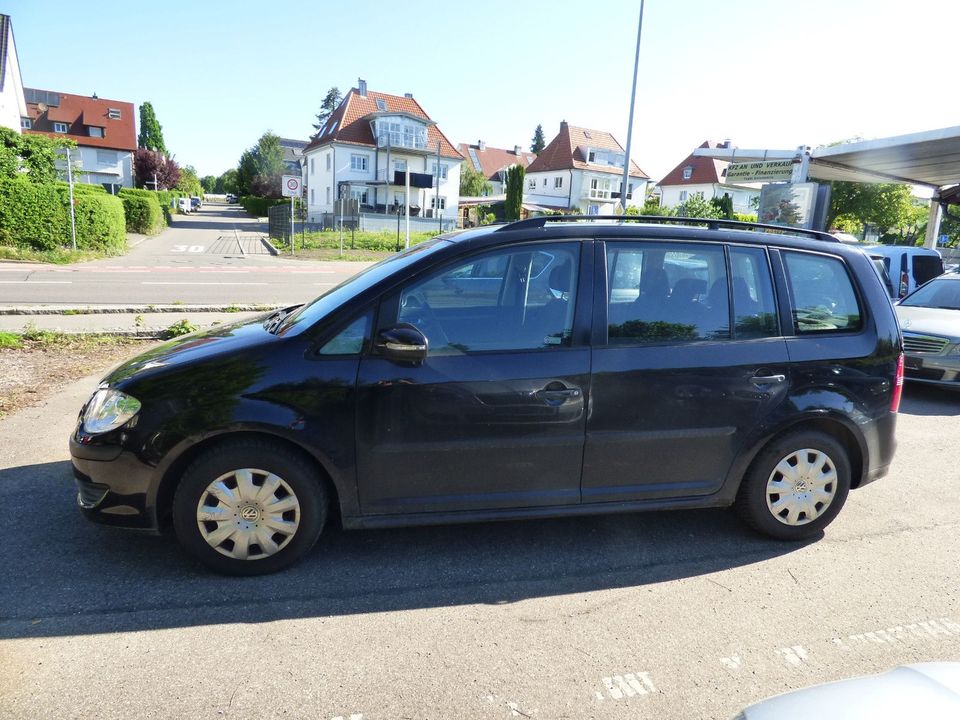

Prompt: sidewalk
[0,304,281,336]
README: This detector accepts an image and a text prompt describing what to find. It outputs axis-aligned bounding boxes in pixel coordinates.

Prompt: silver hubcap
[765,448,837,526]
[196,468,300,560]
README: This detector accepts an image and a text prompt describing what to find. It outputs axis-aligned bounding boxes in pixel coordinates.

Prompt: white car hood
[895,305,960,341]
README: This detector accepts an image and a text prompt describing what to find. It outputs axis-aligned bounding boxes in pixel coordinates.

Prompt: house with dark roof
[456,140,536,196]
[0,14,26,134]
[524,121,649,214]
[658,140,760,215]
[23,88,136,188]
[303,79,463,224]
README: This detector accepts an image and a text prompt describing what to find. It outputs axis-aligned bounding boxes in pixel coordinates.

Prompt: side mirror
[375,323,428,363]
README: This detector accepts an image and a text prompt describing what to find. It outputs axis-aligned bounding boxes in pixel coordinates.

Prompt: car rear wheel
[735,430,851,541]
[173,439,327,575]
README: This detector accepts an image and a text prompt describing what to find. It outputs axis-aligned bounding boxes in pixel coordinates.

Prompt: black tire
[735,430,851,541]
[173,439,327,575]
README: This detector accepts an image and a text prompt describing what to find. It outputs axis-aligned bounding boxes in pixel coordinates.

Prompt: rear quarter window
[783,251,862,334]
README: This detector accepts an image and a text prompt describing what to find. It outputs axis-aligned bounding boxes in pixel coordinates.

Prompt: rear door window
[729,247,779,339]
[783,251,862,334]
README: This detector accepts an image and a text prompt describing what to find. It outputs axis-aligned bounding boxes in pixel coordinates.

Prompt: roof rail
[497,214,839,243]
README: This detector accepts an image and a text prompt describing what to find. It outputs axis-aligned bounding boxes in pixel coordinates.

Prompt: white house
[0,14,26,134]
[523,121,649,214]
[23,88,136,188]
[658,140,760,215]
[303,79,462,223]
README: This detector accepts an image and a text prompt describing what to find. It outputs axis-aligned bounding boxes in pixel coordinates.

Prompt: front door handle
[750,373,786,384]
[537,381,582,405]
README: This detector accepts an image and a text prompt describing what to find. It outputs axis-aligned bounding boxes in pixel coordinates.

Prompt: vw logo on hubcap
[239,505,260,522]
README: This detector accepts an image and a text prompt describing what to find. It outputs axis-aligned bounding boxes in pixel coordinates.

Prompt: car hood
[102,313,279,387]
[895,305,960,340]
[741,663,960,719]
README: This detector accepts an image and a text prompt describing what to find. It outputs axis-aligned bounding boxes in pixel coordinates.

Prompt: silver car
[895,273,960,389]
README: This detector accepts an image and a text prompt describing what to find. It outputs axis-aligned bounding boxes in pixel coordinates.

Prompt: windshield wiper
[263,305,301,334]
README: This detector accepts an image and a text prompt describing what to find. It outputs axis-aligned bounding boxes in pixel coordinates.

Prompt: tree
[177,165,203,196]
[504,164,525,220]
[235,132,286,198]
[530,124,546,154]
[826,181,915,237]
[0,128,74,184]
[459,164,491,197]
[133,148,180,190]
[711,193,734,219]
[200,175,217,193]
[312,87,342,136]
[672,193,721,219]
[217,169,238,195]
[137,102,166,153]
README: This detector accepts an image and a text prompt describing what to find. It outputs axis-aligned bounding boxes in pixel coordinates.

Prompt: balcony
[375,132,429,152]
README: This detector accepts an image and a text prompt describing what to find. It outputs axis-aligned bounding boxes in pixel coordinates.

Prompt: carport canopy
[694,124,960,247]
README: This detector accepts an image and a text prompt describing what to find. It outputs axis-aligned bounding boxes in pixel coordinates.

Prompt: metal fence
[269,207,456,244]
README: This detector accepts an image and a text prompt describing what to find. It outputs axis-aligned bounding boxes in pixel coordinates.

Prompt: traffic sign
[282,175,303,197]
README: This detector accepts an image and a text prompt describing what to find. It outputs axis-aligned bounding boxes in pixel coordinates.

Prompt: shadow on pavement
[899,384,960,417]
[0,459,812,640]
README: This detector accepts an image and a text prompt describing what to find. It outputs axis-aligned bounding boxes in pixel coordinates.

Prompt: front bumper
[903,352,960,388]
[70,433,161,531]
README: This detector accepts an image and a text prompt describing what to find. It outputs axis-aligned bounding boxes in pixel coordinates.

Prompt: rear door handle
[750,374,786,384]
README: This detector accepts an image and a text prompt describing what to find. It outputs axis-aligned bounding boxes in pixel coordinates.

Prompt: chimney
[404,92,413,98]
[721,138,733,149]
[358,78,367,97]
[478,139,486,151]
[514,145,522,155]
[560,120,567,129]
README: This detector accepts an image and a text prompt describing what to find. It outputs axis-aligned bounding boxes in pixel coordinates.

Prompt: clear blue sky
[8,0,960,181]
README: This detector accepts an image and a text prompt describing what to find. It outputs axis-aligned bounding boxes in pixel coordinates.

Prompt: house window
[97,150,117,166]
[430,196,446,210]
[326,153,331,171]
[53,122,68,133]
[432,163,448,181]
[528,179,536,190]
[88,126,104,138]
[310,158,315,174]
[682,165,693,180]
[554,176,563,189]
[588,150,596,162]
[350,187,369,204]
[350,154,368,171]
[543,178,547,187]
[20,117,31,130]
[393,160,407,172]
[326,187,331,204]
[107,108,121,119]
[588,176,617,200]
[679,190,688,202]
[310,188,315,204]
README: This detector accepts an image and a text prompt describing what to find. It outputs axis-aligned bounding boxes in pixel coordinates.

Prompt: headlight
[82,388,141,434]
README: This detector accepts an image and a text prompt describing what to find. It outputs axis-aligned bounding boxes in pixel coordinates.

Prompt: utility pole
[434,141,441,230]
[621,0,645,213]
[405,166,411,249]
[65,147,77,251]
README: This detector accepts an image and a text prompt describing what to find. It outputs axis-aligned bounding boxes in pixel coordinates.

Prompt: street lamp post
[63,147,77,251]
[621,0,645,213]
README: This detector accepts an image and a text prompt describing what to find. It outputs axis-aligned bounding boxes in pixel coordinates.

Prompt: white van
[865,245,944,298]
[177,197,191,214]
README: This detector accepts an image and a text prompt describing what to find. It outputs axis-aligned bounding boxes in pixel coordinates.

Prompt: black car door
[355,240,593,516]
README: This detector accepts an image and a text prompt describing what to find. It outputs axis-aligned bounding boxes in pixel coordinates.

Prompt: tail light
[890,352,904,413]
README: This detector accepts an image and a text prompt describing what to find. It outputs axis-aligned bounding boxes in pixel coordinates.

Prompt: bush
[72,191,126,253]
[0,177,69,250]
[119,188,164,234]
[241,195,287,217]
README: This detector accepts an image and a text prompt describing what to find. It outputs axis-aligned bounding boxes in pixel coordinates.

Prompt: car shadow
[0,460,814,640]
[899,384,960,416]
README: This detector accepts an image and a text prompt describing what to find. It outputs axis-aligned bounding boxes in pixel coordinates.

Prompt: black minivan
[70,217,903,574]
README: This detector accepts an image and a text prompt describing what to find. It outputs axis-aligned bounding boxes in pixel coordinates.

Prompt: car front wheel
[735,430,851,541]
[173,439,327,575]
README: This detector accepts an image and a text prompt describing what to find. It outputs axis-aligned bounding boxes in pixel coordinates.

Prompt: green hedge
[241,195,287,217]
[0,177,125,253]
[119,188,164,234]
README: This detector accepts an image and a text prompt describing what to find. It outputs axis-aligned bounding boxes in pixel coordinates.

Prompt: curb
[0,304,284,316]
[260,236,280,256]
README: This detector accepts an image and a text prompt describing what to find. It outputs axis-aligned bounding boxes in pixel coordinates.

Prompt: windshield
[277,237,450,334]
[900,278,960,310]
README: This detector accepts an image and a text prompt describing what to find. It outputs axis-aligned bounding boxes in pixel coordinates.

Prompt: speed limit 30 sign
[281,175,303,197]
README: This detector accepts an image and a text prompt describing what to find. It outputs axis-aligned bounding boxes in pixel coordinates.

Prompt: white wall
[70,146,133,187]
[0,26,25,134]
[659,182,759,214]
[525,169,647,213]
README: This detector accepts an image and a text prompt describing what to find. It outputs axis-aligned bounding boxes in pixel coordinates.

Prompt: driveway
[1,379,959,719]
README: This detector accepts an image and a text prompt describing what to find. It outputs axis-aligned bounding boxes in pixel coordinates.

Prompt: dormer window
[20,117,31,129]
[88,126,104,138]
[107,108,121,119]
[682,165,693,180]
[53,122,69,133]
[374,117,427,150]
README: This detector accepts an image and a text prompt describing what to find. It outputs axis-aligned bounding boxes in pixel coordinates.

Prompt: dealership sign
[726,159,794,182]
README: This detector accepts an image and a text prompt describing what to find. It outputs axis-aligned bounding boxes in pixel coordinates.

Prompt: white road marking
[0,280,72,284]
[720,655,742,670]
[777,645,809,666]
[833,618,960,649]
[330,715,362,720]
[141,282,270,286]
[598,671,657,700]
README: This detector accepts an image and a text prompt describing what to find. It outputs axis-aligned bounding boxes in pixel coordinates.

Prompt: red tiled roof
[23,89,136,152]
[658,141,727,186]
[305,87,462,160]
[526,122,648,178]
[456,142,536,181]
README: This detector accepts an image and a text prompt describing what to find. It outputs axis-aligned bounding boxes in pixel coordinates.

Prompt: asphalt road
[0,204,369,306]
[1,372,958,719]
